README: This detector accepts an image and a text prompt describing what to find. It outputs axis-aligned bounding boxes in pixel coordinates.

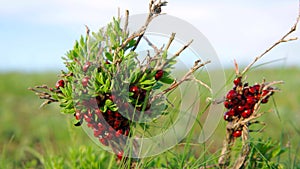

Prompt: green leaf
[162,50,168,59]
[105,52,113,61]
[103,105,108,113]
[128,92,134,97]
[72,50,79,59]
[140,79,156,86]
[105,99,113,107]
[80,36,85,47]
[141,85,153,91]
[139,73,148,82]
[130,70,140,84]
[109,105,118,112]
[105,78,111,90]
[152,82,163,90]
[271,146,285,158]
[159,75,174,84]
[139,123,149,130]
[126,39,136,50]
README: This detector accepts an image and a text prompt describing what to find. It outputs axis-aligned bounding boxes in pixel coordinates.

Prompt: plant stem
[232,125,250,169]
[218,123,235,168]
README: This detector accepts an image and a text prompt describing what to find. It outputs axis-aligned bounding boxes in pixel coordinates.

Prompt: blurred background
[1,0,300,71]
[0,0,300,168]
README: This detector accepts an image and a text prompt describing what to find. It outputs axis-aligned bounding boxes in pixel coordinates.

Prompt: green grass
[0,67,299,168]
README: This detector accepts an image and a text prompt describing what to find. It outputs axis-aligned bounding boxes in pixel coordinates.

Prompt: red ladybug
[83,62,91,72]
[117,151,124,160]
[232,130,242,137]
[55,79,65,89]
[155,70,164,80]
[82,76,90,87]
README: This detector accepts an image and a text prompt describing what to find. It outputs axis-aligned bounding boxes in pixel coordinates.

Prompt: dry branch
[240,8,300,76]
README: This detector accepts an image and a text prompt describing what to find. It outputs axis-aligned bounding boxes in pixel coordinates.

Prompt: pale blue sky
[0,0,299,72]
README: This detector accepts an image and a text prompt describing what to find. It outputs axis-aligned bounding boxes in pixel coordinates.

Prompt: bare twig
[159,39,194,70]
[132,52,141,67]
[150,60,211,103]
[262,80,284,91]
[234,59,239,76]
[165,32,176,51]
[117,7,120,20]
[193,77,213,93]
[143,35,160,53]
[124,10,129,35]
[218,124,235,167]
[112,1,167,66]
[142,35,170,73]
[170,40,193,60]
[241,9,300,75]
[85,25,91,60]
[28,87,58,107]
[153,33,176,69]
[232,125,250,169]
[130,0,167,52]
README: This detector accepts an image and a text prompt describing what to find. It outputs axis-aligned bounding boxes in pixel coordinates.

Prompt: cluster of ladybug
[56,79,130,160]
[223,77,274,138]
[54,68,164,160]
[77,97,130,160]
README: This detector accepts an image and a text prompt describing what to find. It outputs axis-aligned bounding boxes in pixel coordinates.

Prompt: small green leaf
[271,146,285,158]
[139,73,148,82]
[109,105,118,112]
[141,85,153,91]
[126,39,136,49]
[159,75,174,84]
[105,52,113,61]
[152,82,163,90]
[140,79,156,85]
[105,99,113,107]
[162,50,168,59]
[130,71,140,84]
[103,105,108,113]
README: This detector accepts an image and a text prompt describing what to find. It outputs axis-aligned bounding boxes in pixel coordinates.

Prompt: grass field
[0,67,299,168]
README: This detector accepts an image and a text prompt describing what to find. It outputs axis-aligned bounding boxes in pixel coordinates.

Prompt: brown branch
[160,39,194,70]
[85,25,91,60]
[115,3,152,56]
[171,40,193,60]
[117,7,120,20]
[142,35,170,72]
[234,59,239,76]
[193,77,213,93]
[112,1,168,66]
[150,60,211,103]
[143,35,160,53]
[154,33,176,69]
[130,0,167,52]
[262,80,284,91]
[232,125,250,169]
[240,8,300,75]
[124,10,129,35]
[28,87,58,107]
[161,60,209,94]
[218,122,236,168]
[165,32,176,51]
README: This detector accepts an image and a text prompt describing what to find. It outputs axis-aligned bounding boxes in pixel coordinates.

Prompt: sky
[0,0,299,72]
